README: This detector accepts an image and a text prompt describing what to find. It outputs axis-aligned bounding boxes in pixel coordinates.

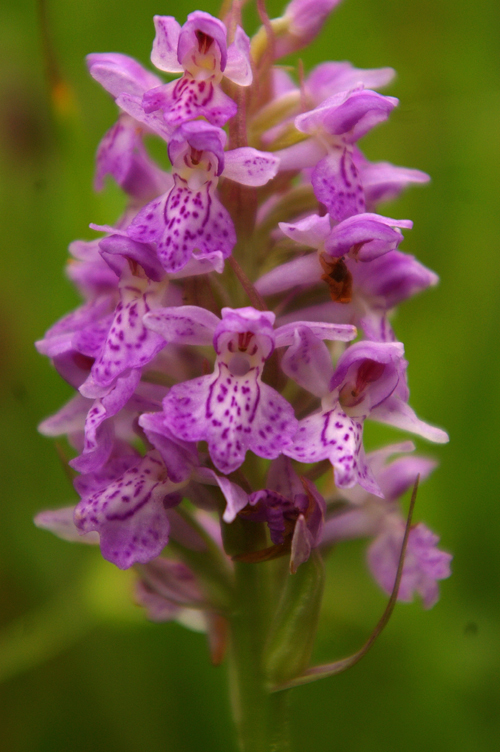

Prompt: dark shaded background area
[0,0,499,749]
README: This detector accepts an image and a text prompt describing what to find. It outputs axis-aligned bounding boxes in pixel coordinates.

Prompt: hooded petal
[325,213,412,261]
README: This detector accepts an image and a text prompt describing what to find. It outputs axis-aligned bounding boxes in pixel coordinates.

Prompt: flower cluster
[35,0,451,657]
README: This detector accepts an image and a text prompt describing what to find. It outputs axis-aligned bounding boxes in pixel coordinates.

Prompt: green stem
[228,559,291,752]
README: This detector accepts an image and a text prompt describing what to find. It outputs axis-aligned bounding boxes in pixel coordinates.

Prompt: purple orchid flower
[255,211,437,341]
[279,211,412,262]
[271,0,344,59]
[141,305,356,474]
[203,455,326,572]
[124,12,252,132]
[87,53,168,197]
[74,450,186,569]
[282,332,448,494]
[125,121,279,273]
[77,269,171,399]
[321,442,451,607]
[277,88,398,221]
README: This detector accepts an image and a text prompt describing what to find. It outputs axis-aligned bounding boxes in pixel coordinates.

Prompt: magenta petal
[38,393,91,437]
[276,0,343,57]
[72,369,142,474]
[312,150,365,221]
[285,405,382,496]
[322,90,398,142]
[144,305,219,346]
[307,62,395,103]
[370,396,449,444]
[281,327,334,398]
[128,178,236,273]
[360,159,430,209]
[275,320,356,347]
[139,411,198,483]
[325,213,412,261]
[83,279,167,391]
[255,254,321,296]
[211,474,249,523]
[225,27,252,86]
[222,148,280,187]
[150,16,183,73]
[367,522,452,608]
[178,11,228,72]
[279,213,331,248]
[34,506,100,544]
[75,451,181,569]
[98,234,166,283]
[163,366,297,475]
[142,77,237,129]
[87,53,161,98]
[115,93,174,141]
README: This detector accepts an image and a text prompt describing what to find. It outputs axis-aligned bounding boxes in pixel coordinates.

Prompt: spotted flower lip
[124,123,279,273]
[283,334,448,494]
[140,306,356,474]
[368,521,452,609]
[74,450,186,569]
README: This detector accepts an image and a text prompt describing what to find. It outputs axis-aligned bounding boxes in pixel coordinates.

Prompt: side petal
[115,93,174,141]
[34,506,100,544]
[225,27,253,86]
[144,305,219,346]
[275,321,357,347]
[279,213,331,248]
[255,254,321,296]
[222,148,280,187]
[280,327,334,397]
[86,53,161,98]
[150,16,183,73]
[370,396,449,444]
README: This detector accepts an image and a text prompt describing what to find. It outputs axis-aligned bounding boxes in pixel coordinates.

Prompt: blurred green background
[1,0,499,749]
